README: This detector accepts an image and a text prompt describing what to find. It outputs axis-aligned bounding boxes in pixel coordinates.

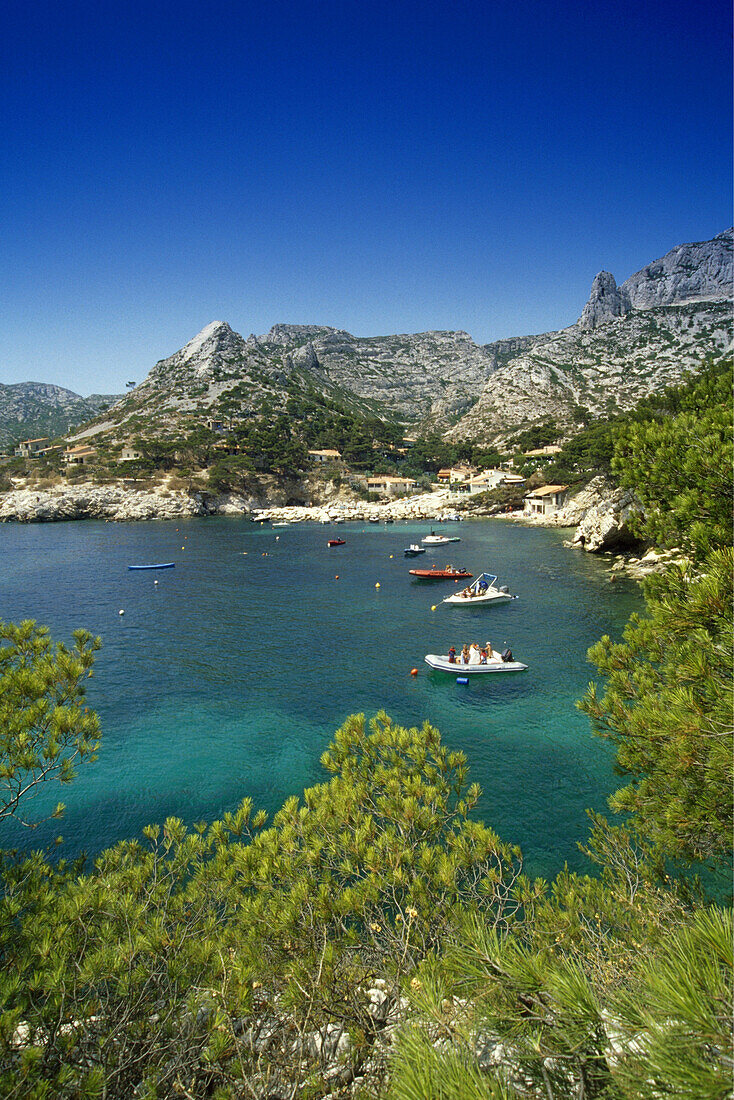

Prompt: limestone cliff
[621,228,732,309]
[450,229,732,442]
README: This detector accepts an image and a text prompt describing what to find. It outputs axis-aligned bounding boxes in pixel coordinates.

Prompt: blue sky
[2,0,731,393]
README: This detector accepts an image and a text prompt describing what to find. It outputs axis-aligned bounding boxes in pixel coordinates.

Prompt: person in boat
[447,646,457,664]
[461,585,472,597]
[478,578,489,593]
[468,643,481,665]
[479,647,488,664]
[485,641,495,660]
[461,644,470,665]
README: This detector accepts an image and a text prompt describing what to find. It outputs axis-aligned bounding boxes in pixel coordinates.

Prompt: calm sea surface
[1,516,641,877]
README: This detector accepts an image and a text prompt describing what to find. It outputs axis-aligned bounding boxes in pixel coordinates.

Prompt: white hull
[442,590,515,605]
[442,572,516,605]
[425,654,527,674]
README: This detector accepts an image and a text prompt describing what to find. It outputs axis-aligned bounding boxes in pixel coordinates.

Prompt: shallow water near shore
[1,516,642,878]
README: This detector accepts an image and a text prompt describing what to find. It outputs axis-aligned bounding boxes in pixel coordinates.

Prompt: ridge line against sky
[2,0,731,394]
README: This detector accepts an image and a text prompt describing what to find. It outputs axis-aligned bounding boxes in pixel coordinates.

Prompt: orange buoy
[335,575,339,580]
[375,582,381,589]
[410,668,418,676]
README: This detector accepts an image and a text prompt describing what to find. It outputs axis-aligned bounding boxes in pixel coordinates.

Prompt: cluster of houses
[310,452,569,516]
[14,437,99,466]
[11,438,569,516]
[435,464,568,516]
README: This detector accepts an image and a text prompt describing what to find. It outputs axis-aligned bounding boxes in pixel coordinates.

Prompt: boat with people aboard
[327,538,346,547]
[404,543,426,557]
[425,644,527,674]
[442,573,517,605]
[409,564,472,580]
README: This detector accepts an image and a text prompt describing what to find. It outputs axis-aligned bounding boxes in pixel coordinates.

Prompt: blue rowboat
[128,563,175,570]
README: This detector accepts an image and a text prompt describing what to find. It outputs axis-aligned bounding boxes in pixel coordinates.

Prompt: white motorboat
[442,573,517,606]
[272,521,291,527]
[404,543,426,557]
[425,652,527,674]
[422,528,461,544]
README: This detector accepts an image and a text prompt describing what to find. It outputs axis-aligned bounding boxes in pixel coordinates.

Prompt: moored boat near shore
[409,565,472,580]
[442,572,516,605]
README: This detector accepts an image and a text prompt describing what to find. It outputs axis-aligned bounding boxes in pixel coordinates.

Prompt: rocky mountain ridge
[0,383,123,448]
[450,229,732,441]
[451,298,732,442]
[5,229,731,447]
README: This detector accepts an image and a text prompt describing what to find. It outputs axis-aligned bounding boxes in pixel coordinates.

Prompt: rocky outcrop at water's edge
[0,484,210,523]
[565,477,640,552]
[0,481,463,525]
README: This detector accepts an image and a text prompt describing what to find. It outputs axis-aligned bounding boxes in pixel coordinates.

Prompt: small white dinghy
[442,573,517,606]
[425,652,527,674]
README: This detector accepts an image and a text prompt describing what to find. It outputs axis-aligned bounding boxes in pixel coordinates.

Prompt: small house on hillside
[15,437,50,457]
[366,475,418,496]
[120,443,143,462]
[63,445,97,466]
[523,484,569,516]
[448,466,474,483]
[308,448,342,465]
[436,466,476,485]
[522,445,563,458]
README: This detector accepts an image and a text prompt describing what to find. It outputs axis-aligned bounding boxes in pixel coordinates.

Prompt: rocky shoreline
[0,482,466,525]
[0,476,680,578]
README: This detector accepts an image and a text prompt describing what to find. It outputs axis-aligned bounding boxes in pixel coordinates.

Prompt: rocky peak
[578,272,632,331]
[146,321,249,385]
[178,321,242,365]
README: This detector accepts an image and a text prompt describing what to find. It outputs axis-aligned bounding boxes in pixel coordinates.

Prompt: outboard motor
[501,648,513,662]
[499,585,509,594]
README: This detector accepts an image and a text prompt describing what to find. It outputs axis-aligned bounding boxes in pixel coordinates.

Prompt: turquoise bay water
[1,517,641,877]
